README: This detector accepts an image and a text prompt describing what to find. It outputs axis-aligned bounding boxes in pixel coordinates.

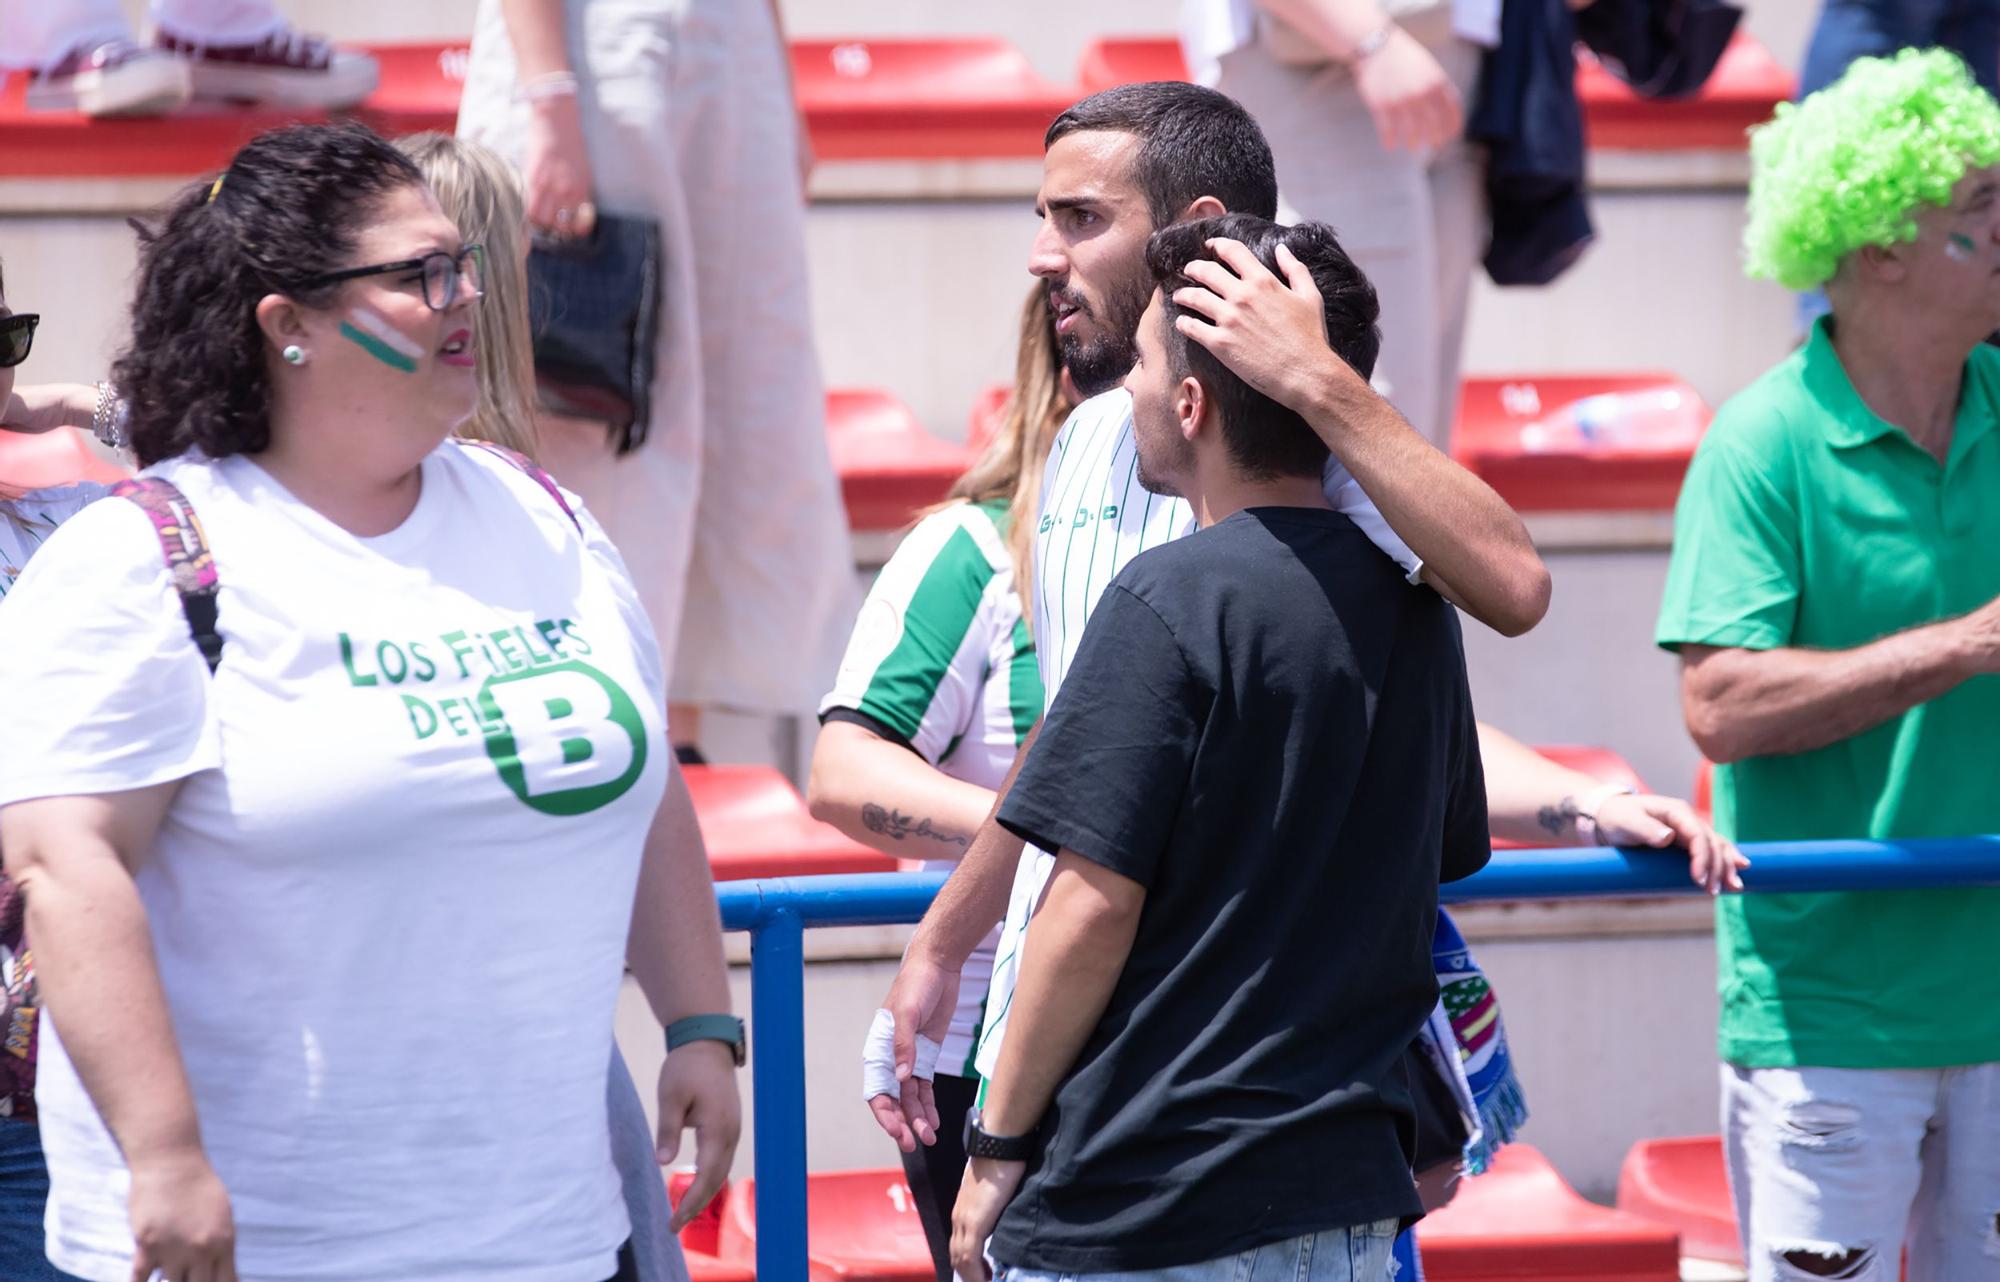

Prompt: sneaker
[159,26,379,110]
[25,39,193,117]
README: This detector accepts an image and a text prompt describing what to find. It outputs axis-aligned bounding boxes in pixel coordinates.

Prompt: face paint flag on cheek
[340,307,425,374]
[1948,232,1978,261]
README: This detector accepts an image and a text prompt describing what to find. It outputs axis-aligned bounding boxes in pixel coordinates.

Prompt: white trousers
[1212,4,1485,448]
[459,0,853,715]
[0,0,284,68]
[1723,1061,2000,1282]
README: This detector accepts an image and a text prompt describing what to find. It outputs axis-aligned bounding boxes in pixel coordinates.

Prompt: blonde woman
[397,132,540,460]
[807,285,1076,1282]
[397,130,699,1282]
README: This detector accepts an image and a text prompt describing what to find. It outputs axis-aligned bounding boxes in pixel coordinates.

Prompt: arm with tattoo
[809,720,996,864]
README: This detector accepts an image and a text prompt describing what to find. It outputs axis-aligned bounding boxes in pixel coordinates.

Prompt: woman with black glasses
[0,122,741,1282]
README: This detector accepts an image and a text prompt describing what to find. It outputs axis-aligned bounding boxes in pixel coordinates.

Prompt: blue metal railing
[714,836,2000,1280]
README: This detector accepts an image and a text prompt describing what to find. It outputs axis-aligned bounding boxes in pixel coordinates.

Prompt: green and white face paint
[341,306,425,374]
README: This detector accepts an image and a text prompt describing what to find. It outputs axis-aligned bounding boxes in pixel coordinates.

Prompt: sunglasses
[306,245,485,313]
[0,314,38,368]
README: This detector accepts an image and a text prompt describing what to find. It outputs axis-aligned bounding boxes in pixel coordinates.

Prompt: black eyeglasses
[0,314,38,368]
[306,245,484,312]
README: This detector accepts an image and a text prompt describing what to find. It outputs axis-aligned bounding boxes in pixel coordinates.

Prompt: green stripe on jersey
[1007,614,1040,742]
[854,522,996,742]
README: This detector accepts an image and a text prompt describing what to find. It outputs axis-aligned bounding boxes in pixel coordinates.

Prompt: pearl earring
[283,345,307,366]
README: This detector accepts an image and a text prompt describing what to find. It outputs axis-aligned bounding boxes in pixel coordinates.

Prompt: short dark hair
[1145,214,1381,481]
[113,121,427,467]
[1045,83,1278,228]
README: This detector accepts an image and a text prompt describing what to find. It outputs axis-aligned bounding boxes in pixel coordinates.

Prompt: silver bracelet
[1351,20,1396,61]
[516,71,580,102]
[91,380,127,449]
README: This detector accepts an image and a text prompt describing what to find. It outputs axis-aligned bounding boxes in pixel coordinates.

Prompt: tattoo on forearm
[1537,796,1580,837]
[861,802,970,849]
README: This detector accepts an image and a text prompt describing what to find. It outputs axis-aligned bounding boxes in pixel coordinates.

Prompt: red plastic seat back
[825,388,973,533]
[0,77,320,179]
[1693,760,1714,824]
[792,38,1071,159]
[966,384,1011,460]
[1417,1143,1682,1280]
[1580,32,1795,150]
[1453,373,1711,512]
[1075,37,1191,93]
[1614,1135,1741,1265]
[0,428,131,490]
[683,764,896,882]
[718,1170,932,1282]
[356,42,469,137]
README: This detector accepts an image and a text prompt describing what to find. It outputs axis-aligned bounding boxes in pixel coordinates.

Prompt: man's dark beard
[1055,269,1154,397]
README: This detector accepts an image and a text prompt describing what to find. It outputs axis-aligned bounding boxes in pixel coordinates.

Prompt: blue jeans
[998,1219,1399,1282]
[1800,0,2000,98]
[0,1117,84,1282]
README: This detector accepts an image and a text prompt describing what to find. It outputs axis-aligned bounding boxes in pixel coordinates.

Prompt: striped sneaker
[25,39,192,117]
[159,25,378,110]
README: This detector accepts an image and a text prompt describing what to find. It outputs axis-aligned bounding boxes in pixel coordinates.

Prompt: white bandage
[862,1007,942,1102]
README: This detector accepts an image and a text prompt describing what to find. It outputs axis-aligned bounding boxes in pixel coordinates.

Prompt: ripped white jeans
[1722,1062,2000,1281]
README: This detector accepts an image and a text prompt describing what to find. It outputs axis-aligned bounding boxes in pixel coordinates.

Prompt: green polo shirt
[1656,318,2000,1070]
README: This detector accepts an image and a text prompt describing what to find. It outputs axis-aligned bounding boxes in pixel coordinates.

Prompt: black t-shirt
[992,506,1489,1274]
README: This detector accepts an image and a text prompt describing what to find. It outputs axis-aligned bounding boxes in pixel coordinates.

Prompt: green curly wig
[1744,47,2000,289]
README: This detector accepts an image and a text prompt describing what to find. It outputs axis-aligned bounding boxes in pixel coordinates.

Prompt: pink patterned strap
[463,440,583,533]
[110,477,223,673]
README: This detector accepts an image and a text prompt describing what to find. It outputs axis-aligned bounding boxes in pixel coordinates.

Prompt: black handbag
[526,212,663,454]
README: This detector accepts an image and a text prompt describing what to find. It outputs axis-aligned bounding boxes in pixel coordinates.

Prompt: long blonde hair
[942,285,1075,630]
[397,132,540,459]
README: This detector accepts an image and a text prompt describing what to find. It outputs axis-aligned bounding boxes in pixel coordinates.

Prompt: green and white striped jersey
[974,389,1423,1082]
[820,498,1042,1073]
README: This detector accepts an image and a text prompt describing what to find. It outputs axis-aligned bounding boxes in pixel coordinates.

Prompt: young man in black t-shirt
[948,214,1491,1282]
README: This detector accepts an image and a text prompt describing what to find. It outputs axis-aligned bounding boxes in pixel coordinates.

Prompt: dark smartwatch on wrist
[664,1014,747,1067]
[962,1108,1036,1162]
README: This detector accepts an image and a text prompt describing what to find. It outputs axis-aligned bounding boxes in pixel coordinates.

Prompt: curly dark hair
[113,121,426,467]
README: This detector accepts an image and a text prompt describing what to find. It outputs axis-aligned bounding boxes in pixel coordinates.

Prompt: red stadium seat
[826,388,972,533]
[0,428,130,489]
[1076,32,1789,152]
[356,42,470,138]
[1491,745,1649,850]
[1452,373,1711,512]
[0,76,323,178]
[1580,33,1795,151]
[717,1169,933,1282]
[792,38,1072,160]
[683,764,895,882]
[1693,760,1714,824]
[1417,1143,1682,1281]
[1615,1136,1741,1267]
[966,383,1010,459]
[668,1172,760,1282]
[1075,37,1190,93]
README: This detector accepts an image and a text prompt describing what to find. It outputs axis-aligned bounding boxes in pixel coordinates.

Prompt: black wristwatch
[664,1014,747,1068]
[962,1108,1036,1162]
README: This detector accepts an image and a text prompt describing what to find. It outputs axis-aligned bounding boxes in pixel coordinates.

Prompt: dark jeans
[1800,0,2000,98]
[0,1117,84,1282]
[899,1072,981,1282]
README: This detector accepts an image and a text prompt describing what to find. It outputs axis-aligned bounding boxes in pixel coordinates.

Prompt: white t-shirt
[0,443,668,1282]
[975,389,1422,1079]
[819,500,1041,1074]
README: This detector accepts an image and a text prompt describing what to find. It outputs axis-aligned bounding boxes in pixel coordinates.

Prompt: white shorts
[1721,1061,2000,1281]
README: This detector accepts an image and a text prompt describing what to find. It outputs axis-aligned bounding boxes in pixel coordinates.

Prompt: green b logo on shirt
[478,660,648,815]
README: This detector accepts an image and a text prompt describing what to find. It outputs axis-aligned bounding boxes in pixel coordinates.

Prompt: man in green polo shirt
[1656,48,2000,1282]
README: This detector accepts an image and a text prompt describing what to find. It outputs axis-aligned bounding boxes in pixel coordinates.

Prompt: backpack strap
[462,440,583,533]
[110,477,223,674]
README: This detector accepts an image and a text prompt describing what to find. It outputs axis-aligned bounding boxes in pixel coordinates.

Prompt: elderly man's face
[1908,164,2000,325]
